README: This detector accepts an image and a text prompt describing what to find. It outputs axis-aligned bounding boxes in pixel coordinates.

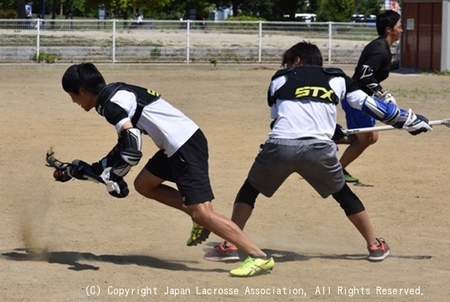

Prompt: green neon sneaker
[229,254,275,277]
[343,169,359,183]
[186,221,210,246]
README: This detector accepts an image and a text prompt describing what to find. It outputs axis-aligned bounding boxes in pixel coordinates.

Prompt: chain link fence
[0,19,398,64]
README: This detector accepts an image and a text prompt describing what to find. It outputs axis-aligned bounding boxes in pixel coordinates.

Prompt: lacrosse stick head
[46,148,67,169]
[45,148,72,182]
[441,119,450,127]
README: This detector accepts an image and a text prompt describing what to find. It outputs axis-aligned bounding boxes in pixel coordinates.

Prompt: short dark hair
[62,63,106,95]
[281,41,323,67]
[376,10,401,36]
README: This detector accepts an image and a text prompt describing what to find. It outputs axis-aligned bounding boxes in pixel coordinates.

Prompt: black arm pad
[120,128,142,166]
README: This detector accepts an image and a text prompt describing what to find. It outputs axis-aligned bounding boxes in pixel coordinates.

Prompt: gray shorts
[247,138,345,198]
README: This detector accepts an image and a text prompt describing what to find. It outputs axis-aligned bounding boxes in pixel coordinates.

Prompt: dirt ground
[1,63,449,302]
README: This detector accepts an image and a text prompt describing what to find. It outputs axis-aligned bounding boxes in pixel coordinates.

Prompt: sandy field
[0,63,449,302]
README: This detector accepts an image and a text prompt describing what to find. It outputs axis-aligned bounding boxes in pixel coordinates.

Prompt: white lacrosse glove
[373,90,397,105]
[101,167,129,198]
[403,109,433,135]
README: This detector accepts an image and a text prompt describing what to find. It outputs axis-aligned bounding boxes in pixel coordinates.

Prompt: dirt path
[0,64,449,301]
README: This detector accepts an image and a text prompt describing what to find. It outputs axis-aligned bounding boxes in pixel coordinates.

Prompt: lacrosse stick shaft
[343,119,450,135]
[83,170,105,184]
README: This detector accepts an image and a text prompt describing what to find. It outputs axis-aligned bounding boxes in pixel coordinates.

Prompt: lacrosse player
[336,10,403,182]
[203,41,431,263]
[60,63,274,277]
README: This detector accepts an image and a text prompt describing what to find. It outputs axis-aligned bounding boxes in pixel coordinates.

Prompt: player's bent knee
[356,133,375,146]
[189,203,214,225]
[234,179,260,208]
[369,132,379,145]
[133,177,146,194]
[332,184,365,216]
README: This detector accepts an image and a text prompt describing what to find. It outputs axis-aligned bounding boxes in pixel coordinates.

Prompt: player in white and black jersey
[203,41,431,263]
[61,63,275,277]
[337,10,403,182]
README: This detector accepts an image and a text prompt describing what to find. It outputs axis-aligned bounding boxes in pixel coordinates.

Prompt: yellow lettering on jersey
[295,86,334,102]
[147,89,160,97]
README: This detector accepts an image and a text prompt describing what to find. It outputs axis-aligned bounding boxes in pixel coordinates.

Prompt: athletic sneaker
[229,254,275,277]
[186,221,210,246]
[343,169,359,183]
[204,241,240,262]
[368,238,390,261]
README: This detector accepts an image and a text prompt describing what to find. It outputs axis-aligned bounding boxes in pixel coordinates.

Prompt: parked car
[294,13,317,23]
[352,14,365,22]
[365,15,376,23]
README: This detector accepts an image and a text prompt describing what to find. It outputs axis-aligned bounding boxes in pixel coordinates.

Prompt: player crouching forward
[61,63,274,277]
[204,41,432,263]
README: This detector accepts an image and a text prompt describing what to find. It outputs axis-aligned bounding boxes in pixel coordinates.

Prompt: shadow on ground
[265,249,432,263]
[391,68,421,75]
[202,243,432,263]
[1,248,227,273]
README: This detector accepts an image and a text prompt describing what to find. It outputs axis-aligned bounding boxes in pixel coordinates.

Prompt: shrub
[0,9,17,19]
[227,16,266,22]
[31,52,57,63]
[209,58,217,66]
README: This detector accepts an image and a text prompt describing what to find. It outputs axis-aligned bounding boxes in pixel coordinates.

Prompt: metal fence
[0,19,398,64]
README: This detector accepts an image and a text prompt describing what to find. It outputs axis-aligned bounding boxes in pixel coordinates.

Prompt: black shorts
[144,129,214,205]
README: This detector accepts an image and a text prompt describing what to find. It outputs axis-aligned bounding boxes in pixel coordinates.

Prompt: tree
[356,0,383,16]
[272,0,306,19]
[149,0,214,19]
[240,0,272,18]
[17,0,26,18]
[317,0,354,21]
[3,0,17,10]
[307,0,320,14]
[83,0,171,19]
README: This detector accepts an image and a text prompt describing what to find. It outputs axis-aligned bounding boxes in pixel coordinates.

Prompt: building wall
[442,0,450,71]
[401,1,442,70]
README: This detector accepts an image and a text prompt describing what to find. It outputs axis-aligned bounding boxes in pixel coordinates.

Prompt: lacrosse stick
[45,148,104,183]
[342,118,450,135]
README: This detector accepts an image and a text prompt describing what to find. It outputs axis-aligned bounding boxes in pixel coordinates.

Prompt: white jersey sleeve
[109,91,136,132]
[109,91,198,158]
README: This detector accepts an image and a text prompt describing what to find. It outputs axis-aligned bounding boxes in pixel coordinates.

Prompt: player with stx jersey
[203,41,432,263]
[60,63,274,277]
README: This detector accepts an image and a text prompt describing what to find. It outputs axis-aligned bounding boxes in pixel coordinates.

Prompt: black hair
[376,10,401,36]
[61,63,106,95]
[281,41,323,67]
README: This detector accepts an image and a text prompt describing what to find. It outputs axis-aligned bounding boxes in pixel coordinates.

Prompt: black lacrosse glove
[270,119,276,129]
[67,160,93,180]
[407,114,432,136]
[91,162,104,175]
[332,124,347,141]
[108,179,129,198]
[101,167,129,198]
[397,109,433,136]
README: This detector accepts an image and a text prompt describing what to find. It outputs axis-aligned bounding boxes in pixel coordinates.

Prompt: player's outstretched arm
[346,90,432,135]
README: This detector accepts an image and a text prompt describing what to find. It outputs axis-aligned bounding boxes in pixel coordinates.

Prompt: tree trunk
[17,0,27,18]
[231,0,243,17]
[51,0,56,29]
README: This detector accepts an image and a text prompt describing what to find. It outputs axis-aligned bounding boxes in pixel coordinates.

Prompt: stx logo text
[295,86,334,102]
[147,89,160,97]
